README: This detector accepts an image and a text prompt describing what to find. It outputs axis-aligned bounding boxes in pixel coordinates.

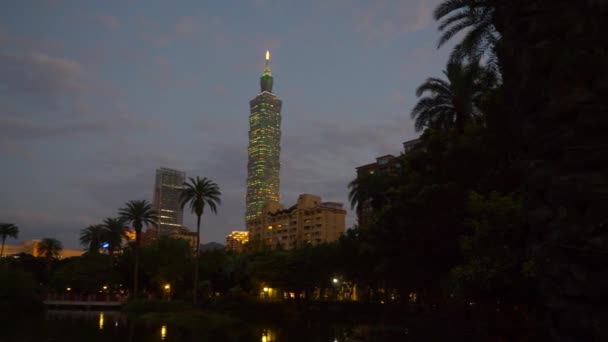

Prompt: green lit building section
[246,51,282,222]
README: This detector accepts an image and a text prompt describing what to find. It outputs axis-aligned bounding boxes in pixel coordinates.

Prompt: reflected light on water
[161,325,167,340]
[261,328,276,342]
[98,312,104,330]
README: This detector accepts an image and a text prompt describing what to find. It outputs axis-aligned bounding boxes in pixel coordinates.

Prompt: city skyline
[0,0,454,248]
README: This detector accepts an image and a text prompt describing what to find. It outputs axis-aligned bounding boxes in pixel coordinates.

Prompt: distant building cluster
[226,231,249,253]
[3,240,84,259]
[247,194,346,250]
[150,52,417,252]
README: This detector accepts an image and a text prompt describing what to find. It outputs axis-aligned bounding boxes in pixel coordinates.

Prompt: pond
[1,310,415,342]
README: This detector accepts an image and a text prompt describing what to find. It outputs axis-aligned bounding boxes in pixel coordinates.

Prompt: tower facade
[245,51,282,222]
[153,167,186,235]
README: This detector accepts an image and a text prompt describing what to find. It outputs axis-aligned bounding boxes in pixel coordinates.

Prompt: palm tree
[119,200,157,298]
[411,62,487,133]
[79,224,105,254]
[434,0,498,65]
[101,217,127,256]
[0,223,19,257]
[348,171,396,228]
[179,176,221,304]
[36,238,63,259]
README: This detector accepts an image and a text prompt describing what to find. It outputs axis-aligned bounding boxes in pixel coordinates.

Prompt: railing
[44,293,128,307]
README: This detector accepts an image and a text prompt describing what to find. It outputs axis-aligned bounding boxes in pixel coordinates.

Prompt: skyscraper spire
[263,50,272,76]
[260,50,273,93]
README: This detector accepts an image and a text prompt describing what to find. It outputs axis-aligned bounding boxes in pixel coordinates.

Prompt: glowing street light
[102,285,108,290]
[164,283,171,291]
[332,278,339,284]
[263,287,269,292]
[66,287,71,292]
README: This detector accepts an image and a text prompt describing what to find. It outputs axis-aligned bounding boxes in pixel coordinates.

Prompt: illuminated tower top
[261,50,273,93]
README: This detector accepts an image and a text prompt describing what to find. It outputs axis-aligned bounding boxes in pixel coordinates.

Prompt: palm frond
[438,19,474,48]
[434,0,469,20]
[416,78,451,97]
[438,11,470,31]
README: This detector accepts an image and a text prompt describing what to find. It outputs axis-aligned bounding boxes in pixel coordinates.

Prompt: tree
[411,62,488,133]
[36,238,62,260]
[0,223,19,257]
[348,170,396,227]
[141,237,193,297]
[449,192,532,302]
[434,0,498,64]
[491,1,608,339]
[51,253,118,293]
[119,200,157,299]
[179,176,221,304]
[101,217,127,256]
[79,225,105,254]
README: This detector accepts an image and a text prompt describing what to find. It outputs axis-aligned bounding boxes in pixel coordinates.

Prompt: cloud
[0,52,83,95]
[0,116,110,140]
[174,16,201,36]
[140,14,225,48]
[96,14,120,30]
[350,0,437,42]
[0,139,35,160]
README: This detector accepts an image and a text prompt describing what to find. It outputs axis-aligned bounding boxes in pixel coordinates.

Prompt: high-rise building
[247,194,346,250]
[245,50,283,222]
[153,167,186,235]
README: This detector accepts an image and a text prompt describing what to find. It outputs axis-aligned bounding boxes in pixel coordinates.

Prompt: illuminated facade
[153,167,186,235]
[245,51,283,222]
[226,231,249,253]
[247,194,346,250]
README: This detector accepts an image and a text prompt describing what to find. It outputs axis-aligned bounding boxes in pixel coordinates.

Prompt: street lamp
[332,278,338,284]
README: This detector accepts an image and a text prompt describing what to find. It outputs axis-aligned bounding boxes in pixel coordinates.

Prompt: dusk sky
[1,0,456,248]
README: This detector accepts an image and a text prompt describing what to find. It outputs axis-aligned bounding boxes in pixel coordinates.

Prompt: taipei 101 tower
[245,51,282,222]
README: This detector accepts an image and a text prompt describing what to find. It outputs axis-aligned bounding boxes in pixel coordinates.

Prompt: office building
[153,167,186,235]
[245,50,283,222]
[247,194,346,250]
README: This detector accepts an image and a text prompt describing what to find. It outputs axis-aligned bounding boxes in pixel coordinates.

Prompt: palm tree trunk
[133,227,141,299]
[0,237,5,257]
[193,215,201,305]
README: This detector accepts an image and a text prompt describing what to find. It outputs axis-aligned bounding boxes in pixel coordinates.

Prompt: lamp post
[332,277,340,300]
[163,283,171,301]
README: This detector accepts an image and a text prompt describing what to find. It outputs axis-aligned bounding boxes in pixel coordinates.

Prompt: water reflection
[160,324,167,340]
[98,312,104,330]
[261,328,276,341]
[2,309,508,342]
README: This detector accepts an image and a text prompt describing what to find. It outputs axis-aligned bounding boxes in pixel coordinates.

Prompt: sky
[0,0,455,249]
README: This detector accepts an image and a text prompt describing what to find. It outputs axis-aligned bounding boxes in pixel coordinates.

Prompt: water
[0,310,411,342]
